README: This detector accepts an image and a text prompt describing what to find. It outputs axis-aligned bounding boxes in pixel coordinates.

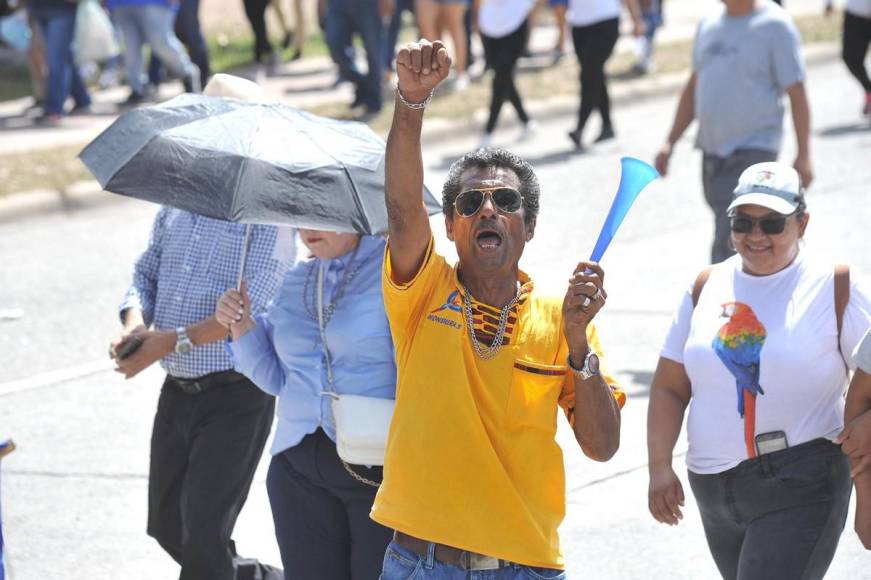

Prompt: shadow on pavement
[817,122,870,138]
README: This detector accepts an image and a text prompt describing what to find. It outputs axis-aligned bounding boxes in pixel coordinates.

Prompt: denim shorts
[687,438,851,580]
[380,540,566,579]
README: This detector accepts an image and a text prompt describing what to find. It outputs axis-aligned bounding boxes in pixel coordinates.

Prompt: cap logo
[754,170,775,185]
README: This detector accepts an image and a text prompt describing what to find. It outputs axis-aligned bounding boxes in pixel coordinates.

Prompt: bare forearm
[666,76,696,146]
[787,83,811,157]
[572,377,621,461]
[121,308,146,330]
[648,388,688,470]
[186,316,230,346]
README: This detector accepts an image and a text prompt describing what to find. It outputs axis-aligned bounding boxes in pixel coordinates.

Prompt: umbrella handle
[236,224,252,291]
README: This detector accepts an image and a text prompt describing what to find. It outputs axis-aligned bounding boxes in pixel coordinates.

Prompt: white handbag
[315,261,394,478]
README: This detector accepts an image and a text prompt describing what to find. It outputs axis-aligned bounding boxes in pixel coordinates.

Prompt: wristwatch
[569,350,600,381]
[174,327,193,355]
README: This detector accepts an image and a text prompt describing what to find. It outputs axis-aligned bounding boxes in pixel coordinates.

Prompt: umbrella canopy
[79,93,441,234]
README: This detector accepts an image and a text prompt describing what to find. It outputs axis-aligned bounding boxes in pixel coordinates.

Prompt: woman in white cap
[646,161,871,578]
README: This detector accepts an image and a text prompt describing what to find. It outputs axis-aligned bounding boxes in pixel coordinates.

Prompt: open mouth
[744,242,771,253]
[476,229,503,250]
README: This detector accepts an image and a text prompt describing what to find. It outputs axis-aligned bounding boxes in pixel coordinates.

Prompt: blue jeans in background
[148,0,210,87]
[29,3,91,116]
[325,0,384,113]
[113,3,196,96]
[382,0,414,70]
[688,439,851,580]
[380,540,567,580]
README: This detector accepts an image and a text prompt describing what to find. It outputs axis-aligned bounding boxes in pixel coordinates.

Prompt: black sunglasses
[453,187,524,217]
[729,211,797,235]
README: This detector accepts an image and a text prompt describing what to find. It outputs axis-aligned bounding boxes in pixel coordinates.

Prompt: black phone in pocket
[755,431,788,456]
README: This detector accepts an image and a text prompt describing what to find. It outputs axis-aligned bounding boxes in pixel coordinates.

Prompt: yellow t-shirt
[371,239,624,569]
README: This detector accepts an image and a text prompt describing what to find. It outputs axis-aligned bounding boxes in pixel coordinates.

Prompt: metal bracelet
[395,87,433,110]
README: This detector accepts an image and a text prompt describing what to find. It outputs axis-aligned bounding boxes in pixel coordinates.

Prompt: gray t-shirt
[692,2,804,157]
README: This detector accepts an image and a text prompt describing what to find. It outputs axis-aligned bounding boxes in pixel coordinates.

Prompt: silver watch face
[586,352,600,374]
[176,341,192,355]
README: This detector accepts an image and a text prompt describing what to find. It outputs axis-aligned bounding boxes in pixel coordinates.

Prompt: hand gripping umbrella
[79,94,442,285]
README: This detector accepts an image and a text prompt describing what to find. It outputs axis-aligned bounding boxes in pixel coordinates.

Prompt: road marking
[0,359,114,397]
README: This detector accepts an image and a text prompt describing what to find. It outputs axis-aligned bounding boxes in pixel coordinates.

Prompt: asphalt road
[0,56,869,579]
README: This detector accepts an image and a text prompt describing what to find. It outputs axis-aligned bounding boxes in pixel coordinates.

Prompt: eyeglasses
[453,187,524,217]
[729,211,797,235]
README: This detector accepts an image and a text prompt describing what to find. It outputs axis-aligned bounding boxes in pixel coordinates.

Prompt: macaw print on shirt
[712,302,767,458]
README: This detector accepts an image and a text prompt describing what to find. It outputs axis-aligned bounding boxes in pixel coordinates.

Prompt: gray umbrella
[79,93,441,234]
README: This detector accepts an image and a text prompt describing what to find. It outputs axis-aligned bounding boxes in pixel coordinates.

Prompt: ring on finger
[582,296,591,308]
[592,287,604,302]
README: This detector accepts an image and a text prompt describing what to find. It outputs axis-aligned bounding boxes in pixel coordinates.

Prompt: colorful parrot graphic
[712,302,766,458]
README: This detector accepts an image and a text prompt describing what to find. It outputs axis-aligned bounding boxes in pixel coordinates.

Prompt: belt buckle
[468,554,500,571]
[179,381,203,395]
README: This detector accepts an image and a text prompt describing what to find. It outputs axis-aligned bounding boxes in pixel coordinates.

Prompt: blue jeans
[325,0,384,111]
[688,439,851,580]
[382,0,414,70]
[149,0,210,85]
[380,540,566,580]
[29,3,91,115]
[113,4,195,95]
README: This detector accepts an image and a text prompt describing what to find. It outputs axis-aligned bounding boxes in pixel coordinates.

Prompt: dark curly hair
[441,147,540,226]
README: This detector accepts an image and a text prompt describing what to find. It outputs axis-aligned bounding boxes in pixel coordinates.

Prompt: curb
[0,43,840,222]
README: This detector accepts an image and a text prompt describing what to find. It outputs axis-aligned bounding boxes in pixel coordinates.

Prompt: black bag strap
[691,266,714,309]
[834,264,850,371]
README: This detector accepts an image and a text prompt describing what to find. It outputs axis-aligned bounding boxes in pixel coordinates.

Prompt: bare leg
[293,0,306,53]
[415,0,440,42]
[442,3,466,74]
[554,5,567,53]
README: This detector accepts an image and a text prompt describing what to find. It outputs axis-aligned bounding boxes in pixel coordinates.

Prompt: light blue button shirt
[228,235,396,456]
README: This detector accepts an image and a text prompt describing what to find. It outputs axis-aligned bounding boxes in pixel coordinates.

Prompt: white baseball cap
[727,162,803,215]
[202,73,264,102]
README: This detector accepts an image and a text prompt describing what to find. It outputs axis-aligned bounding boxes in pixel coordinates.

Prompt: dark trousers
[688,439,851,580]
[481,20,530,134]
[843,10,871,92]
[148,371,280,580]
[382,0,414,70]
[571,17,619,135]
[266,428,392,580]
[29,3,91,115]
[243,0,272,62]
[325,0,384,112]
[149,0,211,86]
[702,148,777,264]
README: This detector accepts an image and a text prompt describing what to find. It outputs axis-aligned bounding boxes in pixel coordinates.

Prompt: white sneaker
[478,132,492,149]
[452,73,470,92]
[518,120,539,142]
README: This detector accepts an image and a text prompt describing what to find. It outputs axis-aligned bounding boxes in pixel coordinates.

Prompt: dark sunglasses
[453,187,524,217]
[729,211,797,235]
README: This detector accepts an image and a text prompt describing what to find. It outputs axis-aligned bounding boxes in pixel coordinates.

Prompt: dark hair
[441,147,540,226]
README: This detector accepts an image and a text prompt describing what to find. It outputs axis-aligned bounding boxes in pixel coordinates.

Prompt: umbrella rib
[342,166,372,234]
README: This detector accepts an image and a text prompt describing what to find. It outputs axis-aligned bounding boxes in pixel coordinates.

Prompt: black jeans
[148,371,280,580]
[571,17,620,136]
[481,20,530,134]
[688,439,851,580]
[843,10,871,93]
[243,0,271,62]
[266,428,392,580]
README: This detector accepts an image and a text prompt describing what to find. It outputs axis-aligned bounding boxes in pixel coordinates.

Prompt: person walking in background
[383,0,415,75]
[654,0,811,265]
[839,328,871,549]
[325,0,392,117]
[415,0,470,90]
[634,0,661,73]
[108,74,289,580]
[550,0,569,60]
[270,0,307,60]
[840,0,871,117]
[215,231,395,579]
[475,0,537,148]
[109,0,200,105]
[647,162,871,579]
[566,0,644,150]
[147,0,211,94]
[27,0,91,123]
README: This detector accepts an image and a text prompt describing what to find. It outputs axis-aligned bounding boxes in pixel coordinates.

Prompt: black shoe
[594,126,615,143]
[289,48,302,62]
[568,129,583,149]
[123,91,146,106]
[282,31,294,49]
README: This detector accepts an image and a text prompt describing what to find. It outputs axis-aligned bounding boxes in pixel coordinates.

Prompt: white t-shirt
[478,0,535,38]
[567,0,621,27]
[661,253,871,474]
[847,0,871,19]
[854,329,871,373]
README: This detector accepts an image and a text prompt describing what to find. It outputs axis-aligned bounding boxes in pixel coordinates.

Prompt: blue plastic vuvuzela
[589,157,659,264]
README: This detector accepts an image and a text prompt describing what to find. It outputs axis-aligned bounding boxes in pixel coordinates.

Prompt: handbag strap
[834,264,850,373]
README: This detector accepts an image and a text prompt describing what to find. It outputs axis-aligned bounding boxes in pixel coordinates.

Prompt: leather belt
[393,531,513,571]
[168,370,243,395]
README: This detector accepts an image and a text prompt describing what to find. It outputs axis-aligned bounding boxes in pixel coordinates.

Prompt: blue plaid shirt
[120,207,295,378]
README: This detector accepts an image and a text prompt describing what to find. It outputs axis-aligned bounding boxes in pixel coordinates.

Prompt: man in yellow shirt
[372,39,625,578]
